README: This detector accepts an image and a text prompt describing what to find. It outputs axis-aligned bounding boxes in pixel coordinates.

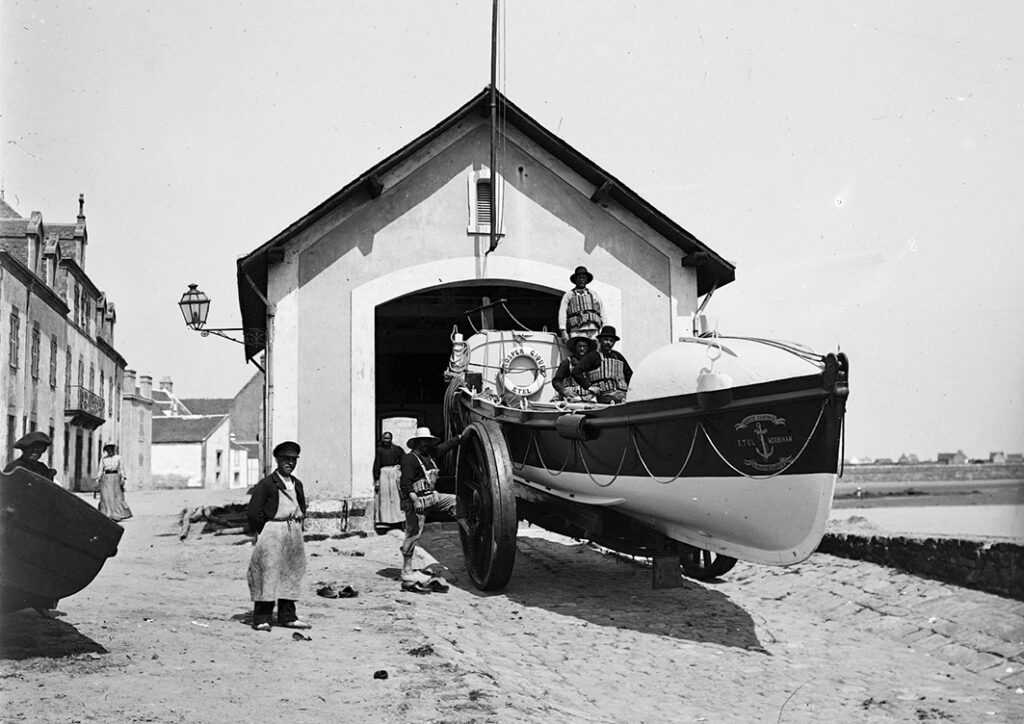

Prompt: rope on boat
[631,422,700,485]
[511,427,575,477]
[716,335,825,364]
[699,399,828,480]
[575,432,632,488]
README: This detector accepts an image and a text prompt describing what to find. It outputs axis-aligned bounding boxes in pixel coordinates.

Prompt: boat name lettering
[734,413,787,430]
[500,346,548,397]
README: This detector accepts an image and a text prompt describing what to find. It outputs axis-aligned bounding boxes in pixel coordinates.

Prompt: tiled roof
[0,197,21,219]
[0,219,28,236]
[179,398,233,415]
[152,415,227,444]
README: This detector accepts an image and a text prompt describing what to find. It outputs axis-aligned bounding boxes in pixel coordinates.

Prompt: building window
[30,324,41,380]
[78,357,84,387]
[467,168,505,236]
[109,377,114,417]
[138,413,144,438]
[73,285,81,327]
[89,363,95,392]
[6,415,16,464]
[49,336,58,388]
[9,308,19,370]
[48,425,55,468]
[65,351,72,406]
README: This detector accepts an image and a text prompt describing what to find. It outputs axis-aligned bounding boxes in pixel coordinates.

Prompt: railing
[66,385,105,420]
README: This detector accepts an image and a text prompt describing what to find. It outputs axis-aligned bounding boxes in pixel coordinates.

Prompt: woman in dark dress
[3,431,57,481]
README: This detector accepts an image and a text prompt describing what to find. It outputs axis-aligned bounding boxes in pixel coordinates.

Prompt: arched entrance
[375,282,560,445]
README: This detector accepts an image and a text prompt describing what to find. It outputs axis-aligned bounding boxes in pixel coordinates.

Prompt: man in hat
[572,325,633,404]
[246,440,311,631]
[398,427,466,585]
[4,431,57,481]
[558,265,603,341]
[372,431,405,531]
[551,335,597,403]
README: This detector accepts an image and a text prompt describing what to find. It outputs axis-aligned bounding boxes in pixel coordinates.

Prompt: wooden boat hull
[455,361,847,566]
[0,468,123,612]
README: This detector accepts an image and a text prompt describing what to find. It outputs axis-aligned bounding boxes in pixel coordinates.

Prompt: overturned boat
[441,309,849,590]
[0,467,123,612]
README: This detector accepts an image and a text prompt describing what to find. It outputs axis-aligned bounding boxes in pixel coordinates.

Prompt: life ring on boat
[499,345,548,397]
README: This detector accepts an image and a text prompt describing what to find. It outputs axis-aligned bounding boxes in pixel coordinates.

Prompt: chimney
[159,376,173,393]
[123,369,137,395]
[139,375,153,399]
[77,193,85,223]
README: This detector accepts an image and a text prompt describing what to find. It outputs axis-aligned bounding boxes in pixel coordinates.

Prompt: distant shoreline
[840,462,1024,484]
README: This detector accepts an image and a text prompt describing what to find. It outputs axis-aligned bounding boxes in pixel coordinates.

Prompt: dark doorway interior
[375,283,560,439]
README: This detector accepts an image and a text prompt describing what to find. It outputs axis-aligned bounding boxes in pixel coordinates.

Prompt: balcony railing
[66,385,106,429]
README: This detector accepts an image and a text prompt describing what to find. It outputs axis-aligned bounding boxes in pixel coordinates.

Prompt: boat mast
[488,0,499,254]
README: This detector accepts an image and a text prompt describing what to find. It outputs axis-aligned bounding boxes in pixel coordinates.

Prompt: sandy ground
[2,488,1023,723]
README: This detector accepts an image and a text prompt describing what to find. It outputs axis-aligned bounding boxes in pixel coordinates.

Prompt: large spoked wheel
[456,420,517,591]
[680,548,738,581]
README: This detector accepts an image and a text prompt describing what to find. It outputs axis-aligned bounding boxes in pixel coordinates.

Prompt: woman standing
[96,444,133,521]
[246,441,311,631]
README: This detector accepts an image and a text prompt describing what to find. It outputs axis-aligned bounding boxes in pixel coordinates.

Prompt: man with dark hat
[572,325,633,404]
[246,440,311,631]
[551,335,597,402]
[398,426,466,586]
[558,265,603,341]
[4,431,57,481]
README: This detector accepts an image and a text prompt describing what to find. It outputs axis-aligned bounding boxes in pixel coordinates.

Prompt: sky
[2,1,1022,461]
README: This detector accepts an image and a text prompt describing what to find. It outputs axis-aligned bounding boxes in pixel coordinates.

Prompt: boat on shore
[441,314,849,590]
[0,467,123,613]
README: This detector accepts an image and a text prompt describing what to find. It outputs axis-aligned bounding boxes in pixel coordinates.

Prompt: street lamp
[178,283,266,358]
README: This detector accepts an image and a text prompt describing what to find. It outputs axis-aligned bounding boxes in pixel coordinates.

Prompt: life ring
[499,345,548,397]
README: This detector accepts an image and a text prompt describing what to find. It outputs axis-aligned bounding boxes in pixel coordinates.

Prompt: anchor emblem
[752,422,773,460]
[733,413,795,472]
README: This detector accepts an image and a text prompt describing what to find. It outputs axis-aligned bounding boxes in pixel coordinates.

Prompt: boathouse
[235,87,735,508]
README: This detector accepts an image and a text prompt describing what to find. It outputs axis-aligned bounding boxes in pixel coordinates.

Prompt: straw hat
[407,427,440,448]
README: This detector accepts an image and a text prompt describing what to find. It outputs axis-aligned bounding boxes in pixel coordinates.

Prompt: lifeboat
[440,319,849,591]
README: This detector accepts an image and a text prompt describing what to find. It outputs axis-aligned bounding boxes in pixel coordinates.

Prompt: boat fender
[697,368,733,409]
[499,345,548,397]
[555,413,593,441]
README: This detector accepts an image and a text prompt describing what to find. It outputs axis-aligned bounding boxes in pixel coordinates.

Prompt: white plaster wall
[151,442,202,488]
[203,417,231,489]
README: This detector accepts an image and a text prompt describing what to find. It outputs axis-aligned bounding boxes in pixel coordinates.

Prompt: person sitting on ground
[4,431,57,481]
[399,427,466,583]
[571,325,633,404]
[246,440,311,631]
[557,265,603,341]
[551,335,597,402]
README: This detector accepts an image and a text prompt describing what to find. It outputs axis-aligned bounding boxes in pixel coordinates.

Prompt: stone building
[1,194,129,490]
[234,88,734,512]
[119,370,154,491]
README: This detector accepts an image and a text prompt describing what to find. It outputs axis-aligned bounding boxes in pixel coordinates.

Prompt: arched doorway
[375,282,561,446]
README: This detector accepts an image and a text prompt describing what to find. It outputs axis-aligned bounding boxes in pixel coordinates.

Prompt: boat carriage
[0,467,123,612]
[439,306,849,591]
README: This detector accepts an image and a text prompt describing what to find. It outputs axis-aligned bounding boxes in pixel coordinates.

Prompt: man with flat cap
[558,265,603,341]
[246,440,311,631]
[572,325,633,404]
[4,431,57,481]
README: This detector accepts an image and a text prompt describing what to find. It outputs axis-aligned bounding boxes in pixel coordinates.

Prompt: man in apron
[398,427,465,583]
[571,325,633,404]
[557,265,603,341]
[246,441,310,631]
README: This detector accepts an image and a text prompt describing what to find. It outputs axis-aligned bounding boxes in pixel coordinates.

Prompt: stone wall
[818,533,1024,601]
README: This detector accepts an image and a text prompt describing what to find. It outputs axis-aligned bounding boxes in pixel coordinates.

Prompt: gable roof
[179,398,234,415]
[0,197,20,219]
[236,86,735,361]
[152,415,227,444]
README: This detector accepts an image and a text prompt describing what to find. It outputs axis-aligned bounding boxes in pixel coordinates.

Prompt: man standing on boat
[373,432,405,532]
[398,427,465,589]
[558,265,603,341]
[551,335,596,403]
[572,325,633,404]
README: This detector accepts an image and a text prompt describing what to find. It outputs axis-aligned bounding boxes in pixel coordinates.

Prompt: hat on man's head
[273,441,301,458]
[568,334,596,352]
[14,431,52,450]
[407,427,440,449]
[596,325,620,341]
[570,265,594,285]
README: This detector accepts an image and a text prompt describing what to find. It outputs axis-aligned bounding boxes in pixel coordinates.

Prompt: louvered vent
[476,179,492,225]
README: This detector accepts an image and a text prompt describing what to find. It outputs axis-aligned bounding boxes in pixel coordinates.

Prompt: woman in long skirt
[246,441,310,631]
[373,432,405,530]
[97,444,132,521]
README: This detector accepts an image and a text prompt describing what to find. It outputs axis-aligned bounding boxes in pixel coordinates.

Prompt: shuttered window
[476,179,493,226]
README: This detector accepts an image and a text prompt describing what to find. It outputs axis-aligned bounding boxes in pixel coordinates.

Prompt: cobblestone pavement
[1,514,1022,724]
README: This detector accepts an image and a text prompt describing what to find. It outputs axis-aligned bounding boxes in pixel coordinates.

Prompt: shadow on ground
[0,610,108,660]
[419,530,768,653]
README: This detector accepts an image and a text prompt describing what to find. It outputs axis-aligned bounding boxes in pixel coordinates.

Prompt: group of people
[553,265,632,404]
[4,431,132,522]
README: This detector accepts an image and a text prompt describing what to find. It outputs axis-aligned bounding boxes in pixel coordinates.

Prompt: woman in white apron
[246,441,310,631]
[97,444,133,521]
